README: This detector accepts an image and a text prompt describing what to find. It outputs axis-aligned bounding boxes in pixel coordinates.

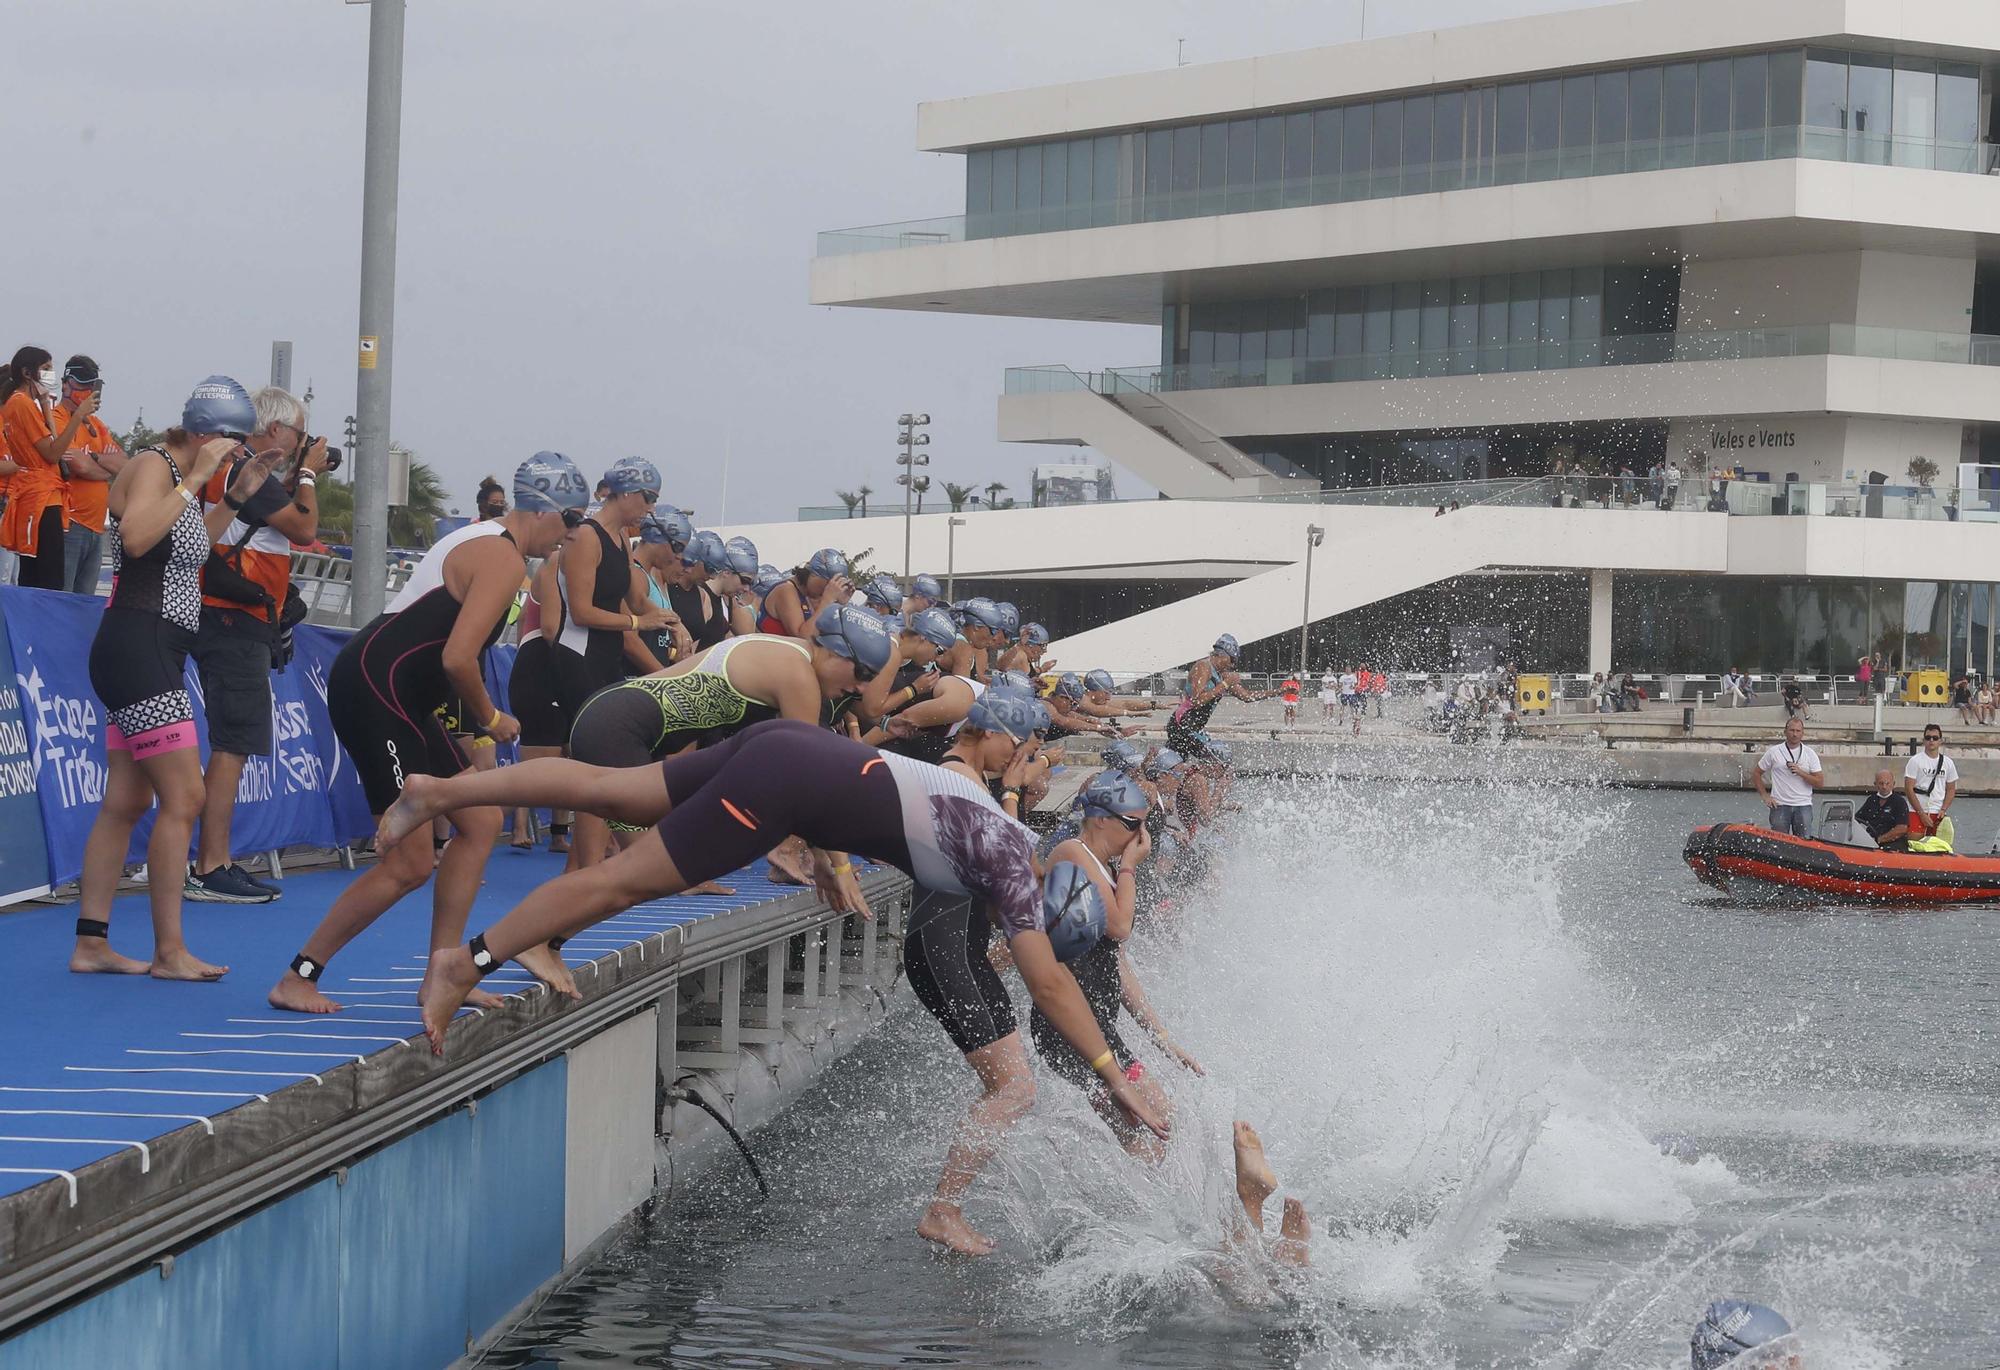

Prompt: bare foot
[1233,1120,1277,1229]
[514,942,581,1002]
[269,971,343,1013]
[421,945,481,1055]
[547,836,571,855]
[466,986,506,1010]
[70,940,150,975]
[375,775,445,852]
[766,838,813,885]
[1275,1197,1312,1269]
[682,880,736,897]
[151,949,229,982]
[916,1201,996,1256]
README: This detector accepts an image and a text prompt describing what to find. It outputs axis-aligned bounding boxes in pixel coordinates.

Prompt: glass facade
[1241,418,1671,489]
[961,47,1997,239]
[1170,264,1680,384]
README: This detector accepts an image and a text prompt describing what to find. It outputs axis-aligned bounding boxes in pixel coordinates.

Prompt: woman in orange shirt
[1,347,92,589]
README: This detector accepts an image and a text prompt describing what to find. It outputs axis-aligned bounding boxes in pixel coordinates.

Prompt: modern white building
[795,0,2000,678]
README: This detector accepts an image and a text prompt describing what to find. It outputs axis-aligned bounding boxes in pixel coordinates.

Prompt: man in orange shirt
[0,346,91,590]
[53,357,126,595]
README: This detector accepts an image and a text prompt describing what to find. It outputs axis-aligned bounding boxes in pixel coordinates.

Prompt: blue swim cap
[953,597,1004,633]
[1691,1302,1795,1370]
[989,669,1033,693]
[863,573,902,610]
[1213,633,1242,661]
[966,690,1048,741]
[723,535,759,577]
[1041,861,1107,963]
[603,455,661,497]
[1083,669,1115,694]
[813,605,893,680]
[910,573,944,603]
[1144,746,1184,779]
[1053,672,1085,701]
[995,602,1021,636]
[1023,622,1050,647]
[1079,771,1148,819]
[752,565,786,596]
[905,606,958,650]
[1101,740,1141,773]
[181,375,257,438]
[514,451,591,514]
[638,507,693,548]
[881,613,904,636]
[683,530,728,573]
[806,548,849,581]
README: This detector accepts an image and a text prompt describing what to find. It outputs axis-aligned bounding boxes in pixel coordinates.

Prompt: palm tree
[315,474,355,542]
[857,483,874,518]
[387,449,450,548]
[835,489,862,518]
[983,480,1008,508]
[943,481,976,512]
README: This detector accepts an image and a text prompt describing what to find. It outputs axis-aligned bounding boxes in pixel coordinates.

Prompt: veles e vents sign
[1710,428,1796,451]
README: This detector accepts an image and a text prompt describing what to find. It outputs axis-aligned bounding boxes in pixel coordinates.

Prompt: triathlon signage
[0,610,51,905]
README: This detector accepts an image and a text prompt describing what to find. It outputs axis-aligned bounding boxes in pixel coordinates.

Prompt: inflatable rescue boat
[1684,821,2000,904]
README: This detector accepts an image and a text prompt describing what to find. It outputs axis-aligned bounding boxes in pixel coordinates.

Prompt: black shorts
[551,642,622,728]
[191,608,274,755]
[89,607,197,753]
[508,637,567,749]
[569,680,660,769]
[327,638,466,814]
[905,890,1017,1056]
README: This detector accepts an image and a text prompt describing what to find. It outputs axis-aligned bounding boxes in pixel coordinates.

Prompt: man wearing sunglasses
[1903,725,1958,849]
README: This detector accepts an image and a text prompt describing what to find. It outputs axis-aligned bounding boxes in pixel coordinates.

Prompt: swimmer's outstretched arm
[1013,928,1169,1140]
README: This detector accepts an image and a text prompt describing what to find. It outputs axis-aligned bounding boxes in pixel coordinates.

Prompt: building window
[1894,57,1938,169]
[1848,53,1893,164]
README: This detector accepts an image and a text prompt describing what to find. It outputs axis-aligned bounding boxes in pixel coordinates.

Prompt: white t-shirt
[1758,741,1822,807]
[1339,672,1358,696]
[1903,751,1959,814]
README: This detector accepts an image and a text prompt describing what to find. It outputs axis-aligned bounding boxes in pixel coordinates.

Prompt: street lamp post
[351,0,406,625]
[1300,524,1325,676]
[896,412,931,579]
[946,515,967,601]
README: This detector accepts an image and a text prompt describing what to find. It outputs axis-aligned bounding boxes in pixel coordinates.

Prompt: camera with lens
[304,436,342,472]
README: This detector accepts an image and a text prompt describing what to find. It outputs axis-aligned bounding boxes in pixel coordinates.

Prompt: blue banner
[0,588,374,888]
[0,609,51,904]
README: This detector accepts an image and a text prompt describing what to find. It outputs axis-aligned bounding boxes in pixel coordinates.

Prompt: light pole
[1299,524,1325,676]
[896,412,931,579]
[351,0,406,624]
[946,515,967,601]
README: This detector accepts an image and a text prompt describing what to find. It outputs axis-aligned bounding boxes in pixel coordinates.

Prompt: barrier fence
[0,587,521,905]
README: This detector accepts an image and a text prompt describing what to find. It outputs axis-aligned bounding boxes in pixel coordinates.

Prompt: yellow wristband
[1089,1050,1116,1074]
[829,861,853,875]
[629,613,638,631]
[470,736,496,749]
[486,708,502,730]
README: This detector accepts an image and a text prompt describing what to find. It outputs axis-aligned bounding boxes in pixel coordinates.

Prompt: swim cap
[953,598,1005,633]
[1144,747,1184,778]
[638,508,693,548]
[1053,672,1085,701]
[813,605,893,680]
[995,602,1021,636]
[806,548,849,581]
[1083,669,1115,694]
[514,451,591,514]
[905,606,958,650]
[1023,622,1051,647]
[1041,862,1107,963]
[1079,771,1148,819]
[1691,1302,1795,1370]
[1101,740,1141,773]
[1206,739,1235,766]
[965,690,1048,741]
[862,574,902,611]
[723,535,759,577]
[910,573,944,603]
[1213,633,1242,661]
[751,565,786,596]
[603,455,661,497]
[683,530,729,573]
[989,669,1033,693]
[181,375,257,438]
[880,614,904,636]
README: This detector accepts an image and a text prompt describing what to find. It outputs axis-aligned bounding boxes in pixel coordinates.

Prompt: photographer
[186,386,327,904]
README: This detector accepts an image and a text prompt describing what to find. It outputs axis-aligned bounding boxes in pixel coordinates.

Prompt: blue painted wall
[0,1058,569,1370]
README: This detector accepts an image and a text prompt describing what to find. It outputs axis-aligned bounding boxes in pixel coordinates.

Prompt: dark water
[482,782,2000,1368]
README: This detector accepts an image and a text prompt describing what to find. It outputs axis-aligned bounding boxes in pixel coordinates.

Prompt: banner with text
[0,609,51,904]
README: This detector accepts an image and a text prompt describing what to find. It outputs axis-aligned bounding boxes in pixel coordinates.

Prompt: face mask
[37,368,58,397]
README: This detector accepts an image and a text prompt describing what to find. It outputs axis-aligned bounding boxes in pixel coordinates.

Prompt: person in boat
[1902,724,1959,849]
[1855,769,1912,850]
[1753,715,1822,838]
[1690,1300,1801,1369]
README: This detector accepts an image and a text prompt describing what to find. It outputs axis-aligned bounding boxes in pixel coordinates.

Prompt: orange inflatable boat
[1684,823,2000,904]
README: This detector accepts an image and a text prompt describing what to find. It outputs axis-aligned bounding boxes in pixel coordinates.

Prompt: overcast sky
[5,0,1604,522]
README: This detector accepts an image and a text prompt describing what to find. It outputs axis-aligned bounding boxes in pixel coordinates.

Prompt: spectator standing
[1647,461,1664,507]
[475,476,506,521]
[1664,458,1683,509]
[1903,725,1958,846]
[1855,653,1873,700]
[1319,669,1337,721]
[1855,769,1911,850]
[53,357,125,594]
[1753,715,1822,837]
[1780,677,1807,719]
[0,347,91,589]
[1339,666,1359,715]
[1368,663,1387,717]
[186,387,326,903]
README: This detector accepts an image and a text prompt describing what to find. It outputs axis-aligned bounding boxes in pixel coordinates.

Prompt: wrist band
[471,735,495,749]
[1002,789,1020,803]
[176,484,196,507]
[223,489,246,511]
[486,708,502,730]
[1089,1049,1116,1074]
[629,613,638,631]
[829,861,853,875]
[296,473,315,487]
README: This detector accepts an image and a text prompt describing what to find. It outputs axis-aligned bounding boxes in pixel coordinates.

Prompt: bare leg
[1232,1120,1276,1235]
[766,834,813,885]
[1275,1197,1312,1269]
[917,1033,1036,1257]
[70,749,154,975]
[377,760,670,852]
[140,750,228,981]
[424,830,692,1052]
[270,829,434,1014]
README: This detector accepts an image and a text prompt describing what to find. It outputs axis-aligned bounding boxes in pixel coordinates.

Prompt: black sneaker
[230,863,283,898]
[183,865,277,904]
